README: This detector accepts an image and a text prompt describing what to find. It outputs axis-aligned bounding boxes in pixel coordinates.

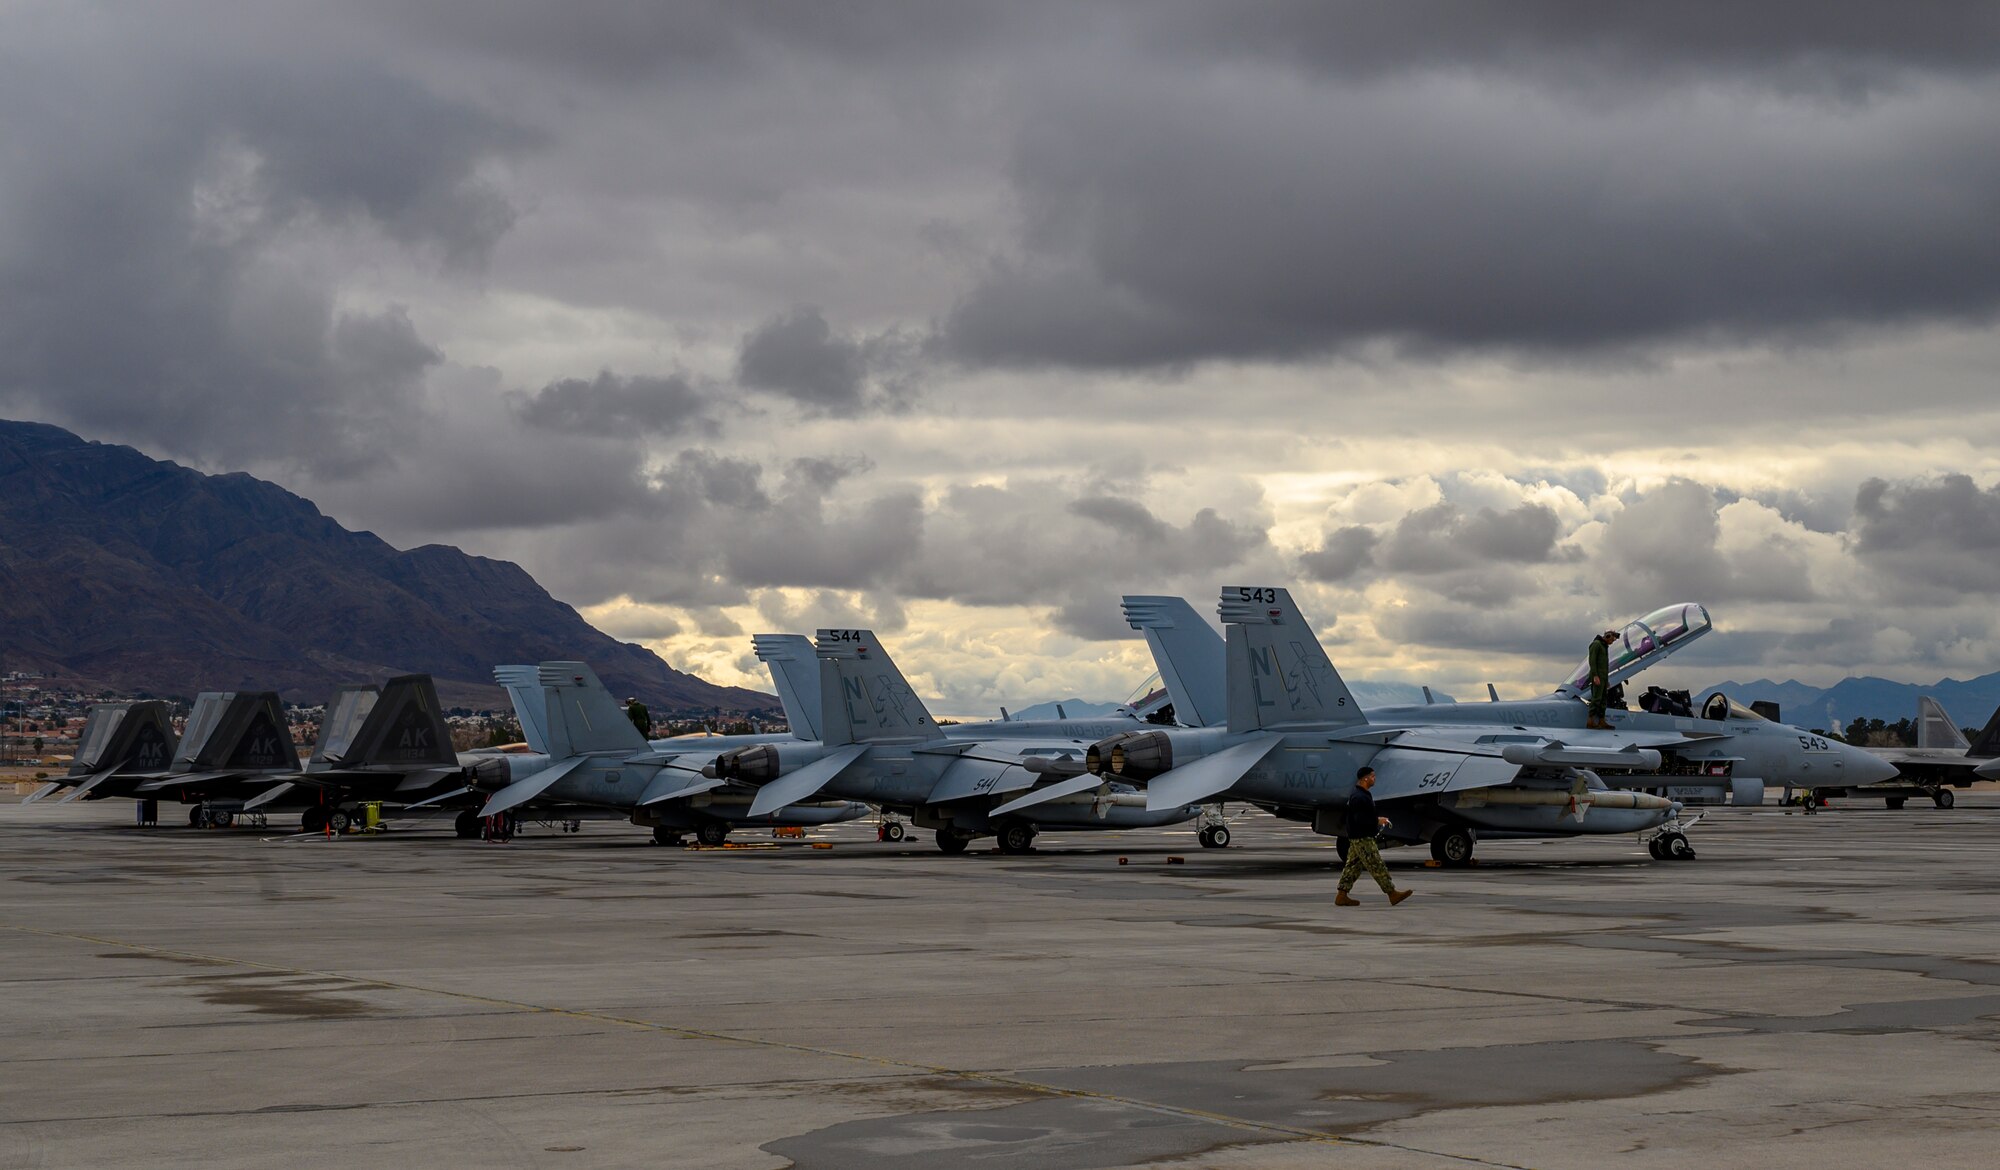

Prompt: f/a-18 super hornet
[1017,586,1896,865]
[716,616,1229,855]
[1819,696,2000,810]
[29,691,303,824]
[472,641,873,845]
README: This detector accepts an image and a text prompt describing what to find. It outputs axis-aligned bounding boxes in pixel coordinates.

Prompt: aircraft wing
[746,745,869,818]
[1367,747,1523,801]
[479,756,590,818]
[989,774,1106,817]
[636,772,727,806]
[1145,733,1285,811]
[52,763,128,803]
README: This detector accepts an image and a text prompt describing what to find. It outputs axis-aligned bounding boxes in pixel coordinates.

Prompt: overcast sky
[7,2,2000,711]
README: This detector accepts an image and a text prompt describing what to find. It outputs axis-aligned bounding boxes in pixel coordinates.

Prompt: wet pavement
[4,795,1999,1168]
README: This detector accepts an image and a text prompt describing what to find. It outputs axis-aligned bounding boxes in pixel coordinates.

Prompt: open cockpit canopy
[1555,603,1713,697]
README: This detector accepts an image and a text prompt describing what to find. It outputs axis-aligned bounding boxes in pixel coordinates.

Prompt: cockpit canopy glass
[1123,671,1169,716]
[1698,691,1768,723]
[1562,603,1713,692]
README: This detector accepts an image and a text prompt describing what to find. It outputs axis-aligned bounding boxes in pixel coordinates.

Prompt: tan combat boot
[1334,891,1360,907]
[1388,889,1413,906]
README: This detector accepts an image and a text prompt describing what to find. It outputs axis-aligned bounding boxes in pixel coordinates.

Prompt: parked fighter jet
[22,700,178,805]
[29,692,303,824]
[717,620,1224,854]
[473,643,871,845]
[1820,696,2000,809]
[1020,586,1896,865]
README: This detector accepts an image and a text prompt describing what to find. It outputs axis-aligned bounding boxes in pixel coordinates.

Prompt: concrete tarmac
[4,797,2000,1169]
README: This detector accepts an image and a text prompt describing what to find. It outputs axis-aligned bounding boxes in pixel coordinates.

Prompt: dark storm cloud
[1301,526,1379,583]
[943,67,2000,368]
[1300,502,1561,587]
[0,34,534,476]
[1145,2,2000,85]
[1852,474,2000,591]
[737,307,914,416]
[513,371,716,437]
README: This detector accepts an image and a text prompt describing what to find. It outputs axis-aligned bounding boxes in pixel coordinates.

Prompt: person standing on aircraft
[625,696,652,738]
[1586,630,1618,729]
[1335,767,1413,907]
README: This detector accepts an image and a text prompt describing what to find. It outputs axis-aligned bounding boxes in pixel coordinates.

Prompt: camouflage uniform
[1338,837,1396,895]
[1586,636,1611,725]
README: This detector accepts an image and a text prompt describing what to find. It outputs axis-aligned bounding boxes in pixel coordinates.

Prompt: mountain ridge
[0,419,772,711]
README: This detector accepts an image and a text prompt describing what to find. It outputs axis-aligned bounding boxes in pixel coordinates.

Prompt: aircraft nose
[1845,746,1900,786]
[1977,758,2000,782]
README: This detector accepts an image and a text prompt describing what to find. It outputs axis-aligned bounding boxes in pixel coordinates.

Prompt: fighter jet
[712,616,1231,854]
[472,641,872,845]
[1822,696,2000,810]
[29,691,303,824]
[1015,586,1896,865]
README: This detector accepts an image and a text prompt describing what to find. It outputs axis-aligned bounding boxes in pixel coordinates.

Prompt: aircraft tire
[1200,825,1230,849]
[188,805,205,828]
[301,806,328,834]
[1886,797,1906,810]
[454,811,482,839]
[1934,788,1956,810]
[651,826,685,846]
[1430,828,1475,867]
[935,829,970,855]
[996,823,1036,854]
[326,808,351,834]
[696,821,729,847]
[1663,831,1695,860]
[882,822,906,842]
[1647,837,1668,860]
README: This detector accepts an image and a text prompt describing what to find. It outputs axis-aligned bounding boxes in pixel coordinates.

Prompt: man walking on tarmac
[1335,767,1413,907]
[1586,629,1619,730]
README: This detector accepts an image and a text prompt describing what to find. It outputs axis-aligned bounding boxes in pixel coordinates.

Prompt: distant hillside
[0,419,772,711]
[1704,673,2000,731]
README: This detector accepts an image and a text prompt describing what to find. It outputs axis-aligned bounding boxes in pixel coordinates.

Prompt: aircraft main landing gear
[935,829,970,854]
[1934,788,1956,809]
[455,810,482,839]
[995,822,1036,854]
[1429,827,1475,867]
[651,826,685,846]
[695,822,729,847]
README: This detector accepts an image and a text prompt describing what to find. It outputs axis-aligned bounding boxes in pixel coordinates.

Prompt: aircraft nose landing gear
[1647,830,1695,860]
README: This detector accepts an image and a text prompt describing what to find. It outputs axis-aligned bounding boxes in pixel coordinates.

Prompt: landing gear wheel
[695,821,729,847]
[1647,836,1669,860]
[1886,796,1906,810]
[652,826,685,847]
[189,805,205,828]
[455,810,482,839]
[935,829,970,855]
[882,821,906,843]
[326,808,352,834]
[301,806,328,833]
[996,823,1036,854]
[1430,827,1475,867]
[1934,788,1956,809]
[1199,824,1231,849]
[1661,831,1695,860]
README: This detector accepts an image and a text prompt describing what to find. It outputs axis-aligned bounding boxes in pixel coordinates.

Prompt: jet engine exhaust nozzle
[710,744,782,784]
[1109,731,1174,780]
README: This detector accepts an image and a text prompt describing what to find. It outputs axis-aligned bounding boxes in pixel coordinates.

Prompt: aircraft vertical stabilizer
[1966,701,2000,759]
[68,701,177,777]
[309,685,380,769]
[1121,596,1226,728]
[816,629,946,745]
[753,634,823,741]
[534,662,649,758]
[1916,696,1970,751]
[334,675,456,768]
[1218,586,1366,734]
[494,666,553,754]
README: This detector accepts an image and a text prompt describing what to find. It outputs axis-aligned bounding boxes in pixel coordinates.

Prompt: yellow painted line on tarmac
[3,922,1533,1169]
